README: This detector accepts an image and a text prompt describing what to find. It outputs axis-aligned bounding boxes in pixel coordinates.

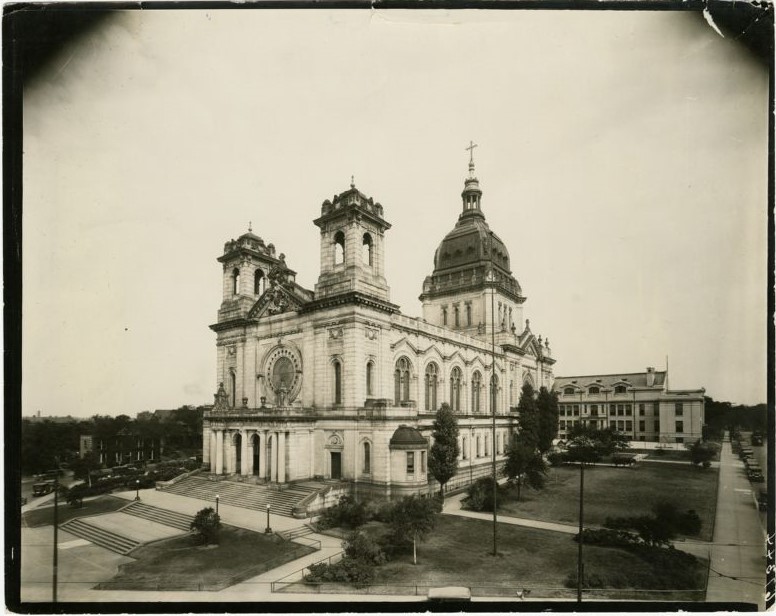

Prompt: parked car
[32,481,56,496]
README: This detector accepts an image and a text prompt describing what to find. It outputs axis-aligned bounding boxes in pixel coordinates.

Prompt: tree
[516,382,539,450]
[566,425,629,463]
[687,440,717,468]
[190,506,220,545]
[428,403,459,501]
[504,434,547,501]
[70,452,101,487]
[387,495,441,565]
[535,387,559,454]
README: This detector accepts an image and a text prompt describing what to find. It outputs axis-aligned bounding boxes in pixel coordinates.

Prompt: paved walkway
[703,436,766,609]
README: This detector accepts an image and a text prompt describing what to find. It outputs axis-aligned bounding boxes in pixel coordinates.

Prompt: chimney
[646,367,655,387]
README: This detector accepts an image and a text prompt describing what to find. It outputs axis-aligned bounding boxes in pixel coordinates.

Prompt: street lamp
[265,503,272,534]
[134,479,140,501]
[215,494,219,517]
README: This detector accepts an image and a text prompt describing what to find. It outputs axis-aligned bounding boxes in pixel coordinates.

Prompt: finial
[248,221,252,233]
[465,140,478,177]
[350,175,355,189]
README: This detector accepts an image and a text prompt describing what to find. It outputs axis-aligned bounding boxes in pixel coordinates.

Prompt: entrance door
[330,452,342,480]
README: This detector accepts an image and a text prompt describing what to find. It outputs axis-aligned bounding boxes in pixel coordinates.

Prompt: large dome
[433,216,511,274]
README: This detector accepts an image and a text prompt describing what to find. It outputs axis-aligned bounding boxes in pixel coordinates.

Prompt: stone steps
[60,518,140,555]
[122,501,193,531]
[161,477,318,517]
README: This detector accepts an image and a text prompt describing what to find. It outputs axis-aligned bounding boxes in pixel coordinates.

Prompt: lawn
[498,463,719,541]
[287,516,707,600]
[96,525,315,591]
[23,495,128,528]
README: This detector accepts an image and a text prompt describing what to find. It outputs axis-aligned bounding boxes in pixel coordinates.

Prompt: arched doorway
[234,432,242,475]
[252,434,260,476]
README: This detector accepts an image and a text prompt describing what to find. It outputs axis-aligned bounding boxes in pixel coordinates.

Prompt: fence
[270,550,344,593]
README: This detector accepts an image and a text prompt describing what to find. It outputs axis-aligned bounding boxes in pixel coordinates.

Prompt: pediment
[248,286,304,319]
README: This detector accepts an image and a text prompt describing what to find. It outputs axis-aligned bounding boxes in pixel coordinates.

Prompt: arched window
[450,367,462,412]
[254,269,266,295]
[472,371,482,413]
[614,385,627,394]
[442,307,448,326]
[563,387,575,395]
[362,233,373,266]
[366,361,374,396]
[334,231,345,265]
[424,362,438,411]
[394,357,411,405]
[462,436,468,459]
[476,436,482,457]
[466,304,472,326]
[363,442,371,474]
[454,305,460,327]
[229,369,236,408]
[490,374,499,414]
[333,360,342,405]
[485,434,490,456]
[588,386,600,394]
[232,268,240,296]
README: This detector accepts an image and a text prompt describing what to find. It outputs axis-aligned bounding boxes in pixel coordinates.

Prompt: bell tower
[313,179,391,301]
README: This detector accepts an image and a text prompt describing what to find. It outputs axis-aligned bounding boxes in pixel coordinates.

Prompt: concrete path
[703,436,766,609]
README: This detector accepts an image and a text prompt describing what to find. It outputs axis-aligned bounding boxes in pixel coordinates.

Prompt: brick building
[553,368,705,444]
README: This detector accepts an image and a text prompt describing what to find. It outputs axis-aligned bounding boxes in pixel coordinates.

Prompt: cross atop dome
[465,140,478,178]
[461,140,483,218]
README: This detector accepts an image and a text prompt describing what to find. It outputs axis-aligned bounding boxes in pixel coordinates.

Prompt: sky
[22,8,769,417]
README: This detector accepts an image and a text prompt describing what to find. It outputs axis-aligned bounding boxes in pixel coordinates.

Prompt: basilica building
[203,157,555,498]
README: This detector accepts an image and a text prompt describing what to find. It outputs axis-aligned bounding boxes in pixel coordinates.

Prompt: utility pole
[577,460,584,602]
[52,458,60,603]
[490,230,498,557]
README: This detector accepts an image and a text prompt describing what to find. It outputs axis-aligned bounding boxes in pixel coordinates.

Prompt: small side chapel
[203,151,555,499]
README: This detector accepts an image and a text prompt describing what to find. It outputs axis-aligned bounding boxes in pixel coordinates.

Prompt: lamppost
[215,494,219,517]
[265,503,272,534]
[134,479,140,501]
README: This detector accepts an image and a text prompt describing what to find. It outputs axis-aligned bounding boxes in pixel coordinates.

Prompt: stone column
[278,431,286,483]
[215,430,224,475]
[202,428,211,466]
[241,430,250,476]
[260,430,268,480]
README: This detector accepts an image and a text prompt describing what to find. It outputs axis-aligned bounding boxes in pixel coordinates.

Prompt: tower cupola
[461,140,484,219]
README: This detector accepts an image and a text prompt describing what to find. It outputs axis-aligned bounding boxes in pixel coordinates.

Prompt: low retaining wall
[155,468,201,490]
[292,484,349,518]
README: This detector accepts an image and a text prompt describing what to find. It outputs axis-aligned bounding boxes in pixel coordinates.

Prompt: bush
[343,530,386,566]
[317,495,370,530]
[547,452,567,466]
[190,507,220,545]
[463,477,502,512]
[306,558,374,587]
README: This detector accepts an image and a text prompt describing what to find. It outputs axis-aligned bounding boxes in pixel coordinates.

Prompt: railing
[270,550,344,593]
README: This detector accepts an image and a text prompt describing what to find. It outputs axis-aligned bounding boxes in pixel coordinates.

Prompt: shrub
[463,477,502,512]
[547,452,567,466]
[190,507,220,545]
[306,558,374,587]
[317,495,369,530]
[343,530,386,566]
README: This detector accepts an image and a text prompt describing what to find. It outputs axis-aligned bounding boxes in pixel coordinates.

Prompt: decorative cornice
[299,291,400,315]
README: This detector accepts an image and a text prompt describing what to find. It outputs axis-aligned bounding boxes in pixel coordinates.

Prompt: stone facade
[204,164,555,498]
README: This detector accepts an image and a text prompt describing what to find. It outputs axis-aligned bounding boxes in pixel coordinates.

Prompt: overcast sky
[22,9,768,417]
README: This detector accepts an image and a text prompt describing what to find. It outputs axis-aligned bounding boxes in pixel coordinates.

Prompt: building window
[362,233,373,266]
[363,442,371,474]
[490,374,499,414]
[450,367,462,412]
[366,361,374,396]
[333,360,342,405]
[654,420,660,432]
[334,231,345,265]
[476,436,482,457]
[614,385,627,394]
[442,307,448,326]
[254,269,266,295]
[609,404,616,415]
[653,402,660,412]
[573,405,580,416]
[454,305,460,327]
[472,371,482,413]
[485,434,490,456]
[625,421,632,431]
[466,304,472,326]
[617,421,624,431]
[231,268,240,295]
[394,357,411,404]
[406,452,415,474]
[617,405,624,416]
[421,451,427,473]
[425,362,439,411]
[675,421,684,433]
[639,421,646,431]
[589,386,600,394]
[639,404,645,416]
[564,387,575,395]
[590,404,598,415]
[462,436,468,459]
[625,404,632,416]
[675,403,683,416]
[229,370,236,408]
